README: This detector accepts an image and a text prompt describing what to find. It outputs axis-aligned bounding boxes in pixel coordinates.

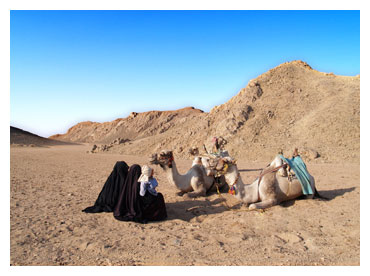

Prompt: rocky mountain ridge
[49,61,360,162]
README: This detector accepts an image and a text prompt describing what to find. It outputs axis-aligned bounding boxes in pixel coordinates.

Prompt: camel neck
[227,165,259,203]
[233,175,245,201]
[165,160,187,191]
[169,160,180,177]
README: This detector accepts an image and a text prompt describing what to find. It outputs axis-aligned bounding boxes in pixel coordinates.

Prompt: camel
[149,150,226,197]
[201,154,320,210]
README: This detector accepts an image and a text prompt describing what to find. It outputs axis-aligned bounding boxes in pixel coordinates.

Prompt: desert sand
[10,144,360,266]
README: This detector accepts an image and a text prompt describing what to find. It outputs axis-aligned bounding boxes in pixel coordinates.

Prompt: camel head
[201,155,236,177]
[188,146,199,156]
[199,156,218,176]
[149,153,159,164]
[149,150,174,169]
[192,156,202,167]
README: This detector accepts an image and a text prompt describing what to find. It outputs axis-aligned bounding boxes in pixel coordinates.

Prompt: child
[138,165,158,197]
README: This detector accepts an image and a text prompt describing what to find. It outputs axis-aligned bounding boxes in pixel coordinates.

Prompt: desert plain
[10,144,359,265]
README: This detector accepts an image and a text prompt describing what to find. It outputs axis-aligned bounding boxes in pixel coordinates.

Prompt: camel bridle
[228,171,240,195]
[167,156,174,168]
[207,158,239,195]
[158,153,174,168]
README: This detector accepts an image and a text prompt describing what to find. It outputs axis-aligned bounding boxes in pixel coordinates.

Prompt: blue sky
[10,10,360,137]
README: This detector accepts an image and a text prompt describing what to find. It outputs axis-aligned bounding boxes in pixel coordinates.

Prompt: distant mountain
[50,61,360,162]
[11,126,77,147]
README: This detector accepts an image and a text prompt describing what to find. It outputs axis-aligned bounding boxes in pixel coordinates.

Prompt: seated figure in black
[138,165,167,222]
[113,164,167,223]
[82,160,167,224]
[82,161,129,213]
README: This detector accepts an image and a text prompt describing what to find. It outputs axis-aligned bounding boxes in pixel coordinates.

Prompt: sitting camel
[201,154,321,210]
[149,150,225,198]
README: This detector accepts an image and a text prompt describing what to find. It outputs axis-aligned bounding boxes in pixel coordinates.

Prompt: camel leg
[249,198,278,210]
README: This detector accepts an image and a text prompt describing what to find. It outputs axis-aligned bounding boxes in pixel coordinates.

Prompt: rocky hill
[10,126,76,147]
[50,61,360,162]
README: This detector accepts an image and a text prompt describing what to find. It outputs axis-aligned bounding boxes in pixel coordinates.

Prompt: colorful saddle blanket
[279,155,313,195]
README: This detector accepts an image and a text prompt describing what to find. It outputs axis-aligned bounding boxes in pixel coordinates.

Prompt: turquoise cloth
[278,155,313,195]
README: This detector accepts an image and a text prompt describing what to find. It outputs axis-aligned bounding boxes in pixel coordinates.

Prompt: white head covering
[138,165,153,182]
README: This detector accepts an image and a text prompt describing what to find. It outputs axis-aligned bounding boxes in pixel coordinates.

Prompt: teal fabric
[278,155,313,195]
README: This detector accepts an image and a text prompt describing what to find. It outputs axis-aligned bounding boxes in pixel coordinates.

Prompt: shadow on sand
[280,187,357,208]
[314,187,356,200]
[165,197,234,222]
[163,187,357,221]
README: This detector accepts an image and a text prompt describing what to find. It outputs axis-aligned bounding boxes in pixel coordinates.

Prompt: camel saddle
[279,155,313,195]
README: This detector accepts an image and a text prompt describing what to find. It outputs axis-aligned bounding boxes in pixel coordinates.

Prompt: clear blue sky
[10,10,360,138]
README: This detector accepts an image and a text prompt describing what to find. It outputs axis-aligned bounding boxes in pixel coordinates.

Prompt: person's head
[129,164,142,177]
[138,165,153,182]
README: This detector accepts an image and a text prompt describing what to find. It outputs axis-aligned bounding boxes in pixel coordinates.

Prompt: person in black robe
[113,164,143,221]
[140,192,167,223]
[138,165,167,223]
[113,164,167,223]
[82,161,129,213]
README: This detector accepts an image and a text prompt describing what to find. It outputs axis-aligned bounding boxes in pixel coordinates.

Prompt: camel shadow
[280,187,357,208]
[163,187,357,220]
[313,187,356,201]
[165,197,231,222]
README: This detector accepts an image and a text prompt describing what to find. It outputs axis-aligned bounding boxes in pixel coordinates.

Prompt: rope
[257,163,287,186]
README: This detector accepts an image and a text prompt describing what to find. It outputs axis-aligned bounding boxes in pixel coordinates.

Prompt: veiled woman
[82,161,129,213]
[113,164,167,223]
[83,162,167,223]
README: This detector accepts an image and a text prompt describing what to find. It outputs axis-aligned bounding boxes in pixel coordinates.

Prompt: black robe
[113,164,167,223]
[82,161,129,213]
[140,192,167,223]
[113,164,143,221]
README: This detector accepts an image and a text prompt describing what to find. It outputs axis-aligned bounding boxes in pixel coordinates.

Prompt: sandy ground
[10,144,360,266]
